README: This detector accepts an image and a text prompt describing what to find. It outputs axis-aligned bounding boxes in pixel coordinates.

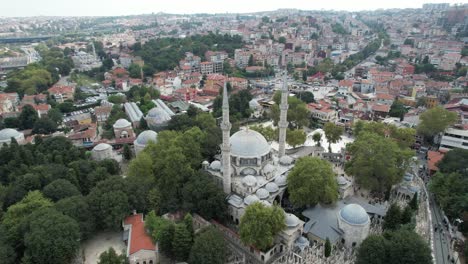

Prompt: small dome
[265,182,279,193]
[409,185,420,193]
[242,175,257,187]
[279,155,293,165]
[202,160,209,165]
[230,129,271,157]
[244,194,260,205]
[340,204,369,225]
[263,163,275,174]
[210,160,221,171]
[275,174,287,186]
[0,128,21,141]
[259,200,272,207]
[93,143,112,151]
[337,176,348,185]
[113,118,131,129]
[256,188,269,199]
[136,130,158,145]
[285,213,300,227]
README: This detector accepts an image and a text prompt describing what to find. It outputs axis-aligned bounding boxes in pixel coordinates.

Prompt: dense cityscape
[0,2,467,264]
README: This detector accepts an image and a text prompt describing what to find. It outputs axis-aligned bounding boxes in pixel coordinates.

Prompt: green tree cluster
[345,129,414,193]
[239,202,286,251]
[356,229,432,264]
[323,122,344,152]
[137,33,243,72]
[417,106,457,139]
[270,91,309,129]
[287,157,338,207]
[213,89,253,120]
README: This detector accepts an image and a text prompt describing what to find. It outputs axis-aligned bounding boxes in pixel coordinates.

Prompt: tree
[312,132,322,147]
[278,36,287,44]
[429,172,468,218]
[286,129,306,148]
[239,202,286,251]
[23,208,80,264]
[32,117,57,134]
[323,122,344,152]
[355,235,388,264]
[43,179,80,201]
[97,247,128,264]
[296,91,314,103]
[86,177,130,230]
[2,191,53,244]
[158,221,175,257]
[55,195,96,239]
[47,108,63,125]
[437,148,468,176]
[189,226,226,264]
[324,237,331,257]
[181,172,227,220]
[248,54,254,66]
[417,106,457,139]
[287,157,338,206]
[3,117,19,128]
[183,213,194,237]
[127,151,154,180]
[250,125,277,142]
[18,104,38,130]
[383,203,402,230]
[271,93,309,129]
[172,223,193,261]
[389,100,407,120]
[357,230,431,264]
[345,132,414,193]
[128,63,142,79]
[123,144,132,160]
[409,192,419,211]
[401,205,413,225]
[57,101,74,113]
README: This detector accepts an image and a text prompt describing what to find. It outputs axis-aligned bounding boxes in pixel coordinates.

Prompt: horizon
[0,0,466,18]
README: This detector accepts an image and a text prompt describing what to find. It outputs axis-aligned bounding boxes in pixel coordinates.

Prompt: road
[430,194,452,264]
[417,150,454,264]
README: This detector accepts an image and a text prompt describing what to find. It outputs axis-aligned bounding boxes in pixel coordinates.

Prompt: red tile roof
[428,151,445,173]
[124,214,156,255]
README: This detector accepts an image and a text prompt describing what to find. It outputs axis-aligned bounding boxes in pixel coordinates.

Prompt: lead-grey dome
[113,118,131,129]
[275,174,287,186]
[285,213,300,227]
[93,143,112,151]
[340,204,369,225]
[210,160,221,171]
[0,128,21,141]
[230,129,270,158]
[146,107,171,126]
[265,182,279,193]
[256,188,269,199]
[244,194,260,205]
[136,130,158,145]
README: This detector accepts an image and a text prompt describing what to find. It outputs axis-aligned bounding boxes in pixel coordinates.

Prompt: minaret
[221,81,232,194]
[278,71,289,158]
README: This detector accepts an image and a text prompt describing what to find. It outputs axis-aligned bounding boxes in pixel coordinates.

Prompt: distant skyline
[1,0,466,17]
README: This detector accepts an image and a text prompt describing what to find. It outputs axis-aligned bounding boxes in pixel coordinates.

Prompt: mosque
[204,74,379,262]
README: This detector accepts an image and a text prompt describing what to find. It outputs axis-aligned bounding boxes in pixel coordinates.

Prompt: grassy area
[71,73,98,87]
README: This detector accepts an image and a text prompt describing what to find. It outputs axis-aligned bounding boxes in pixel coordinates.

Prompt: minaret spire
[278,71,289,158]
[221,80,232,194]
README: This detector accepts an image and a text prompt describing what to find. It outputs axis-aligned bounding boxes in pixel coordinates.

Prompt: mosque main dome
[230,129,271,158]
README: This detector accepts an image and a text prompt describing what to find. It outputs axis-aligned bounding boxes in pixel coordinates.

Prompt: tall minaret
[278,71,289,158]
[221,81,232,194]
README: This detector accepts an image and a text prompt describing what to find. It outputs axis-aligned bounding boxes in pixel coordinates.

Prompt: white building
[439,127,468,151]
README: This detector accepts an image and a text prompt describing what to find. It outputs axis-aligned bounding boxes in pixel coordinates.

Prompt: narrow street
[430,195,451,264]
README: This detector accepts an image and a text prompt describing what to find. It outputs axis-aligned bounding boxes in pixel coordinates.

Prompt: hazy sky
[1,0,466,17]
